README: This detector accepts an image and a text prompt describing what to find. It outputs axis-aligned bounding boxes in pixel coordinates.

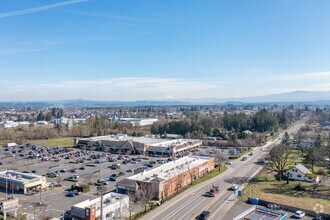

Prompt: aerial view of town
[0,0,329,220]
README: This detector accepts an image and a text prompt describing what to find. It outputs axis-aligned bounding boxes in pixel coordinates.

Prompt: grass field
[31,137,74,147]
[243,169,330,213]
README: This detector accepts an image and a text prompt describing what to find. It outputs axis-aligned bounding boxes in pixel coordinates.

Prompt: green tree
[36,111,44,121]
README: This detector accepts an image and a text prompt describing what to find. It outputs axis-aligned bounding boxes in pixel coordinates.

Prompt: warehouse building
[71,192,129,220]
[116,156,214,201]
[0,170,48,194]
[119,118,158,126]
[74,134,202,156]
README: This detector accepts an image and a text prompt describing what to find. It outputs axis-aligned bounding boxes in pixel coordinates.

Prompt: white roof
[72,192,127,209]
[78,135,199,148]
[126,156,213,182]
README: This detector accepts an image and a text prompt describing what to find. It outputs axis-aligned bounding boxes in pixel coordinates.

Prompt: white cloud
[0,0,89,19]
[0,77,223,101]
[1,71,330,101]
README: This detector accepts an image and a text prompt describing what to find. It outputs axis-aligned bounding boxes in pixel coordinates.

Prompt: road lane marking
[189,178,243,220]
[209,193,235,219]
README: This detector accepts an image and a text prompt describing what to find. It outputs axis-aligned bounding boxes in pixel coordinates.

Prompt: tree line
[151,109,293,139]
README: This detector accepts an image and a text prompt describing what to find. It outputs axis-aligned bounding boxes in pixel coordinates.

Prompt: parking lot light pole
[45,208,65,220]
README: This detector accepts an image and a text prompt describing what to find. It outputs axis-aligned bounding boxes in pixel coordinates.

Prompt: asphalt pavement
[141,119,307,220]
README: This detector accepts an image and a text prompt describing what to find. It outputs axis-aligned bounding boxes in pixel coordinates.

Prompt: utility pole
[39,189,42,205]
[5,178,8,200]
[97,186,106,220]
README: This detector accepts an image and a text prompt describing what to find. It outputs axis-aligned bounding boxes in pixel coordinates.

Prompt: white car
[230,184,239,191]
[294,211,305,219]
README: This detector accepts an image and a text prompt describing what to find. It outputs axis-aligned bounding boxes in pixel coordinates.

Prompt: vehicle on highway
[294,211,305,219]
[199,211,210,220]
[204,186,218,197]
[230,184,239,191]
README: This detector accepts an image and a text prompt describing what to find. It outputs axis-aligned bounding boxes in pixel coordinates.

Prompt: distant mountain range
[1,91,330,108]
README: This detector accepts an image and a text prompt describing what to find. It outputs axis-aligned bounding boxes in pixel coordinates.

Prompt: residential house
[284,163,319,182]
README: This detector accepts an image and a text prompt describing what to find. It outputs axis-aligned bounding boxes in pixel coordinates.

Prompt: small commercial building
[233,206,287,220]
[71,192,129,220]
[74,135,202,157]
[0,170,48,194]
[116,156,215,201]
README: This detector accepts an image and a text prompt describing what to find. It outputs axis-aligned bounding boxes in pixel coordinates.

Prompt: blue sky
[0,0,330,101]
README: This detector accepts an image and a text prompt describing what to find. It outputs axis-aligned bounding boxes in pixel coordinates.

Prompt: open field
[31,137,74,147]
[243,170,330,213]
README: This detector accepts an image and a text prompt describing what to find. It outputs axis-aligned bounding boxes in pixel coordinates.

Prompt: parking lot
[0,143,173,218]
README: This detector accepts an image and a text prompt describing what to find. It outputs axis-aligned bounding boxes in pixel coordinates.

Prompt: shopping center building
[116,156,215,201]
[0,170,48,194]
[74,134,202,157]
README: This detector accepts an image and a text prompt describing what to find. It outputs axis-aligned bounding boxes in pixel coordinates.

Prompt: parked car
[199,211,210,220]
[225,161,232,165]
[31,170,37,173]
[118,172,125,177]
[126,169,134,172]
[79,167,85,170]
[66,192,76,197]
[241,157,247,161]
[294,211,306,219]
[109,176,117,181]
[249,152,254,156]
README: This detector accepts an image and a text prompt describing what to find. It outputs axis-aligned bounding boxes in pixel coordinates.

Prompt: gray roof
[295,163,310,174]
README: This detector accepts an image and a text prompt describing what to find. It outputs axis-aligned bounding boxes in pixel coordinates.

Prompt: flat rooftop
[78,135,199,148]
[0,170,42,183]
[120,118,158,121]
[234,206,287,220]
[72,192,127,209]
[126,156,212,182]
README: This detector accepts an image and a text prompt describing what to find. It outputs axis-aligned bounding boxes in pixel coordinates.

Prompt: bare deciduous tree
[214,149,226,171]
[136,182,153,213]
[267,144,295,181]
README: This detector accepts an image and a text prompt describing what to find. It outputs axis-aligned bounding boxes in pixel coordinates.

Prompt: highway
[141,118,307,220]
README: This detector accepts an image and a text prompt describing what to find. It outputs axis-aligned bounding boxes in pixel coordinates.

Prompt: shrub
[293,183,306,191]
[317,168,326,175]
